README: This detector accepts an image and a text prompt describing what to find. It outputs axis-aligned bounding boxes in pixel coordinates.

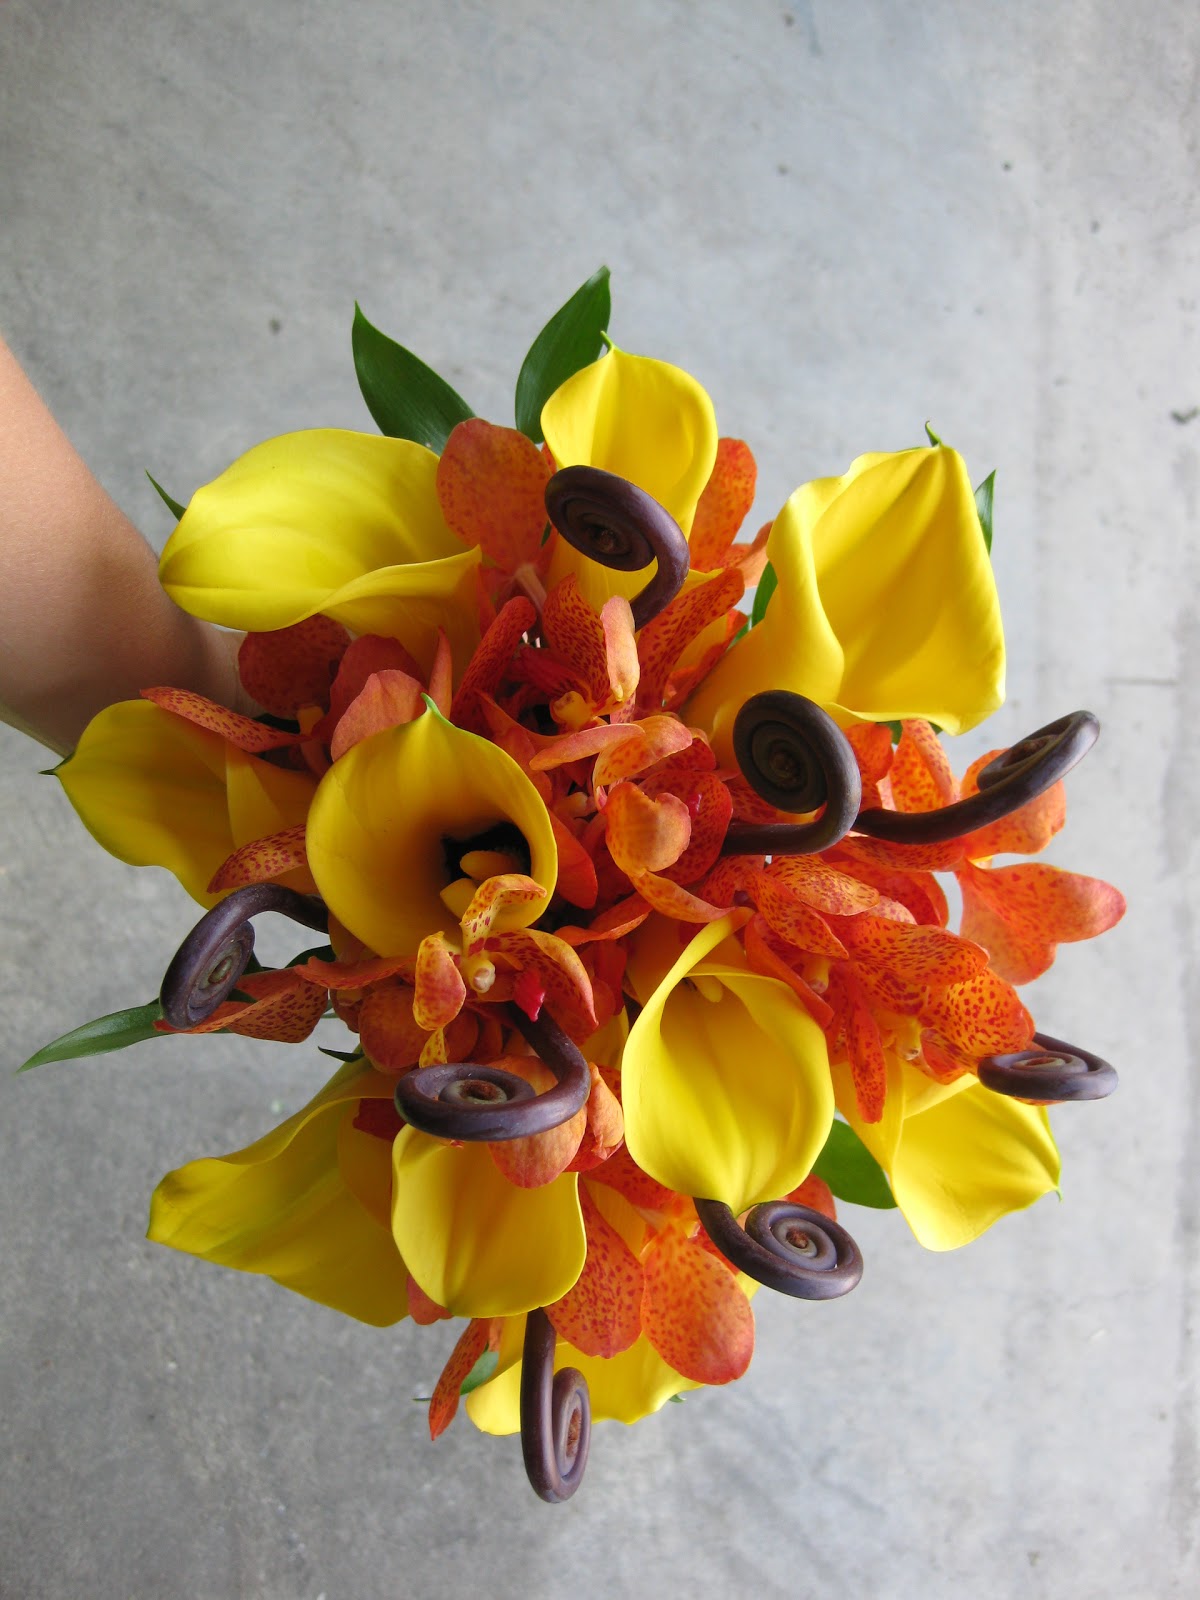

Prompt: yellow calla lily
[466,1313,699,1433]
[391,1130,585,1317]
[159,429,481,673]
[306,705,557,957]
[57,699,316,906]
[622,913,834,1212]
[541,348,718,614]
[148,1060,408,1326]
[687,446,1005,760]
[834,1053,1061,1251]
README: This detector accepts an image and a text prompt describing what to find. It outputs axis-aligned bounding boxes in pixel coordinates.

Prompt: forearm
[0,338,244,755]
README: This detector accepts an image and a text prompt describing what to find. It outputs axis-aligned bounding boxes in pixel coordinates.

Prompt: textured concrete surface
[1,3,1196,1596]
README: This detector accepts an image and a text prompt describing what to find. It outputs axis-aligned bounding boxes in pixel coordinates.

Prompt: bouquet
[27,269,1125,1501]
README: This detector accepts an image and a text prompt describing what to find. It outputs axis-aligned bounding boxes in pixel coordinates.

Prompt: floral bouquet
[26,269,1125,1501]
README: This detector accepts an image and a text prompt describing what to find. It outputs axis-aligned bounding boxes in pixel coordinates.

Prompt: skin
[0,336,249,755]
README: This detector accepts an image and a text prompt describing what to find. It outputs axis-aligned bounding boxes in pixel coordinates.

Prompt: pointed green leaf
[813,1119,896,1209]
[750,561,777,627]
[514,266,612,444]
[974,469,995,554]
[351,303,474,451]
[318,1047,363,1064]
[146,472,187,520]
[18,1000,164,1072]
[459,1348,499,1395]
[924,421,945,447]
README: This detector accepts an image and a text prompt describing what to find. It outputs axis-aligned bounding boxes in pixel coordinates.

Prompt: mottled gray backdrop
[1,3,1196,1597]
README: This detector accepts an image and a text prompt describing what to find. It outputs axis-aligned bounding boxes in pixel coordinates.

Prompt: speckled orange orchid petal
[847,722,895,785]
[921,965,1034,1056]
[890,719,959,812]
[747,869,849,958]
[487,1057,587,1188]
[485,928,599,1034]
[605,782,691,874]
[826,846,950,928]
[238,615,351,717]
[450,597,537,732]
[587,1143,677,1217]
[325,636,424,724]
[567,1067,626,1172]
[689,438,757,570]
[742,915,836,1028]
[546,1183,644,1358]
[641,1225,754,1385]
[719,518,771,586]
[827,967,888,1123]
[769,855,883,917]
[141,687,300,752]
[158,966,328,1043]
[836,915,987,988]
[650,772,733,884]
[460,874,548,949]
[358,980,428,1073]
[636,568,744,711]
[957,861,1126,986]
[835,834,967,875]
[328,670,424,762]
[542,575,608,695]
[593,718,696,788]
[958,751,1066,859]
[413,933,467,1030]
[429,1316,498,1441]
[295,952,414,990]
[436,418,551,572]
[207,823,309,893]
[601,596,640,709]
[547,813,599,910]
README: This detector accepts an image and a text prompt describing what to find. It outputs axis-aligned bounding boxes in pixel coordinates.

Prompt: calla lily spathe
[148,1060,408,1326]
[833,1053,1061,1251]
[541,347,718,615]
[57,699,316,906]
[305,705,558,957]
[688,446,1005,761]
[622,913,834,1212]
[159,429,481,673]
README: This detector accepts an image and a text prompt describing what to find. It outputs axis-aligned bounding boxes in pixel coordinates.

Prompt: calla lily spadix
[33,273,1124,1506]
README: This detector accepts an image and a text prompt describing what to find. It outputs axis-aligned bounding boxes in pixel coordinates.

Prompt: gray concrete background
[0,2,1195,1596]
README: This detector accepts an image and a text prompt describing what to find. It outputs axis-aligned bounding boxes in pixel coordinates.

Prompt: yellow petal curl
[148,1062,407,1325]
[391,1131,585,1317]
[306,705,557,956]
[159,429,481,672]
[836,1054,1061,1251]
[541,349,718,614]
[622,914,834,1212]
[688,446,1005,759]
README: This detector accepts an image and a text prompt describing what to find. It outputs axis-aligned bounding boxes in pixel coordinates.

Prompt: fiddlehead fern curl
[159,883,328,1030]
[393,1006,591,1140]
[854,711,1099,846]
[694,1198,864,1300]
[977,1031,1117,1102]
[520,1307,591,1503]
[544,465,690,629]
[719,691,863,856]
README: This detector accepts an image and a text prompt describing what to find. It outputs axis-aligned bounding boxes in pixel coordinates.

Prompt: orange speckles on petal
[957,860,1126,985]
[543,575,608,698]
[890,720,959,812]
[747,870,849,958]
[207,823,310,893]
[636,568,745,711]
[689,438,758,571]
[436,418,551,572]
[921,965,1034,1057]
[413,933,467,1030]
[827,968,887,1124]
[605,783,691,875]
[836,915,986,988]
[429,1317,496,1440]
[237,615,350,718]
[641,1226,754,1385]
[547,1184,644,1357]
[450,597,537,732]
[158,967,327,1043]
[141,687,301,752]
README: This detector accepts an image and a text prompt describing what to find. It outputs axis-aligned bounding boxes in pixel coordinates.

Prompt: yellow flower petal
[541,349,718,613]
[622,913,834,1211]
[148,1062,407,1326]
[835,1055,1061,1251]
[391,1130,585,1317]
[224,743,318,894]
[466,1318,699,1435]
[689,446,1005,758]
[58,700,234,906]
[159,429,481,671]
[306,706,557,956]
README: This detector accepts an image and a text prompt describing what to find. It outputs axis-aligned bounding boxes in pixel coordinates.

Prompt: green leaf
[974,469,995,554]
[668,1393,686,1404]
[146,472,187,520]
[318,1047,363,1064]
[924,421,945,447]
[351,303,474,451]
[18,1000,164,1072]
[750,561,777,627]
[883,719,903,743]
[459,1348,499,1396]
[813,1119,896,1209]
[514,266,612,444]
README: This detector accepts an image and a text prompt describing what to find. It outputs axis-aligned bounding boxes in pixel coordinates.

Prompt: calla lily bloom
[541,348,718,615]
[57,698,316,906]
[306,704,558,957]
[688,446,1005,761]
[622,913,835,1211]
[148,1060,408,1325]
[391,1129,585,1318]
[159,429,481,673]
[833,1053,1061,1251]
